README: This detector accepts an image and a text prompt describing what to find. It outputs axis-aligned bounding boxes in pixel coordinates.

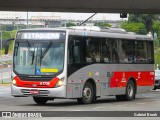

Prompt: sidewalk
[0,85,12,98]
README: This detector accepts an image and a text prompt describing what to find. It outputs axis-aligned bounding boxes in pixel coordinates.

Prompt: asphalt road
[0,68,11,83]
[0,86,160,120]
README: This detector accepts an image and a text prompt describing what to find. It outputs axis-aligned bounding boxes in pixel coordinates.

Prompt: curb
[0,84,11,86]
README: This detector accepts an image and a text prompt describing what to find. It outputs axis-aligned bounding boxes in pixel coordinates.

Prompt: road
[0,68,11,83]
[0,85,160,119]
[0,54,12,62]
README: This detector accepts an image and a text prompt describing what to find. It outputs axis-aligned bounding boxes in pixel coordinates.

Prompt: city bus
[8,27,154,104]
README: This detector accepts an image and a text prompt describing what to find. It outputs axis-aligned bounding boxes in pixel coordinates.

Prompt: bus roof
[18,27,153,41]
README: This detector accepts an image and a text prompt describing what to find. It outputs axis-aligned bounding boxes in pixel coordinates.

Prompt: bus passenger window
[68,37,82,64]
[86,38,101,63]
[134,41,147,63]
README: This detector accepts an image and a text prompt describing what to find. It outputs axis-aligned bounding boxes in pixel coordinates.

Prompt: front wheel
[33,97,48,105]
[77,82,94,104]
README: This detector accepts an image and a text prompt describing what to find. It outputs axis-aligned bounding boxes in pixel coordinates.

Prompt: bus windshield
[13,40,65,75]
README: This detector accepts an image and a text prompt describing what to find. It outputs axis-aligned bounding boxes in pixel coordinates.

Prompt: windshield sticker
[36,68,41,75]
[41,68,58,73]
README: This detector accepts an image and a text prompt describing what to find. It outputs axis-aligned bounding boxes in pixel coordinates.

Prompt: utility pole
[0,31,2,63]
[27,12,29,28]
[0,31,3,84]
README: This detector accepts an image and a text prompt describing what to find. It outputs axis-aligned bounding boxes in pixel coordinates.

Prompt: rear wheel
[77,82,94,104]
[33,97,48,105]
[116,80,136,101]
[125,80,135,100]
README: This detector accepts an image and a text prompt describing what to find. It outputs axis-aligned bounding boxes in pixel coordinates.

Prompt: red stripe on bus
[110,71,154,88]
[14,76,59,88]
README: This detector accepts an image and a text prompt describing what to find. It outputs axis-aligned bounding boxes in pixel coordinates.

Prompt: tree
[94,22,112,28]
[121,22,147,34]
[128,14,159,33]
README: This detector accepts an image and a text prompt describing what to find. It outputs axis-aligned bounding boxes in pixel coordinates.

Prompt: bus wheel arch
[77,78,96,104]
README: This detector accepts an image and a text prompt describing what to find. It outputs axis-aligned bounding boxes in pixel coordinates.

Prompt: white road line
[71,110,82,111]
[136,102,147,105]
[115,104,128,107]
[93,107,106,109]
[155,101,160,102]
[144,96,151,97]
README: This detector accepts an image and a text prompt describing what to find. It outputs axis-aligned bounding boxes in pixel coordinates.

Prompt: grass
[0,82,11,86]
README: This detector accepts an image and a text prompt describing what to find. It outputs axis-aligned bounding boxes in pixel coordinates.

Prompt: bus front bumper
[11,84,66,98]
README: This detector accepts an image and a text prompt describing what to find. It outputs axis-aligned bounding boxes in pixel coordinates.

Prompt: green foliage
[0,30,17,55]
[128,14,159,32]
[2,31,12,39]
[66,22,76,27]
[121,22,147,34]
[94,22,112,28]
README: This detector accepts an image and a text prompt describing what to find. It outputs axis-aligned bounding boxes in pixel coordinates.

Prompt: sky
[0,11,128,20]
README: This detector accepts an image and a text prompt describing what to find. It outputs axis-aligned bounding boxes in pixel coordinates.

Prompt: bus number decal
[40,82,50,86]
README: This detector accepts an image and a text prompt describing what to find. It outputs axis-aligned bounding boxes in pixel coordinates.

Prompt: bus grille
[20,89,50,96]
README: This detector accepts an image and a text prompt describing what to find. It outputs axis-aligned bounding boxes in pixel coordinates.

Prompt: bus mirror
[3,38,14,55]
[5,45,9,54]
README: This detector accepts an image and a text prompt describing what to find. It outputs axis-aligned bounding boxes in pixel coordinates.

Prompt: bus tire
[77,82,94,104]
[33,97,48,105]
[116,80,136,101]
[125,80,136,101]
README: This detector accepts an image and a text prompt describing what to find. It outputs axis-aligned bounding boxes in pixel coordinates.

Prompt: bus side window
[68,37,82,64]
[86,37,101,63]
[134,41,147,63]
[102,39,111,63]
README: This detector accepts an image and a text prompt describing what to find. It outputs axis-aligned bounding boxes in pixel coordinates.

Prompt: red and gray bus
[9,27,154,104]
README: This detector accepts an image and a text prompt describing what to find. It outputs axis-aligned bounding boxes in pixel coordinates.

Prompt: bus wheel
[125,80,135,101]
[33,97,48,105]
[116,80,135,101]
[77,82,94,104]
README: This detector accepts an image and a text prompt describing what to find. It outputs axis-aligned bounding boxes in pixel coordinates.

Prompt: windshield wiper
[31,48,35,65]
[41,41,53,58]
[40,41,53,66]
[25,40,35,65]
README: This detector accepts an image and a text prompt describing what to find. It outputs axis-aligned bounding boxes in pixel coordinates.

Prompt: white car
[154,70,160,90]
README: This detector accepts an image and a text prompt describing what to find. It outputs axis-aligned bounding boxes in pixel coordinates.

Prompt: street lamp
[15,17,19,30]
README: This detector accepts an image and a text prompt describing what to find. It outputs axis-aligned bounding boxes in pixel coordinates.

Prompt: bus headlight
[55,77,64,88]
[12,79,17,86]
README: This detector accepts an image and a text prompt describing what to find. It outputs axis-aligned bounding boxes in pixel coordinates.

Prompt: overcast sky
[0,11,128,20]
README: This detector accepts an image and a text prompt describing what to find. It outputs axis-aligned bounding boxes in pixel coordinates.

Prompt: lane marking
[115,104,128,107]
[136,102,147,105]
[71,110,83,111]
[93,107,106,109]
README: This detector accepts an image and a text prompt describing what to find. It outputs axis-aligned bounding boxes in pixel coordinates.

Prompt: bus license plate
[30,90,39,94]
